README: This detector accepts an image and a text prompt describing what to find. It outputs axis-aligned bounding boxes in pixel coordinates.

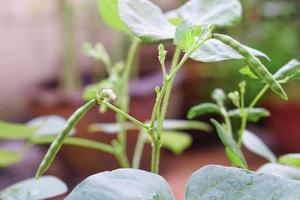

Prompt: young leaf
[278,154,300,168]
[274,59,300,82]
[160,131,193,155]
[0,176,67,200]
[258,163,300,181]
[239,65,259,79]
[158,44,167,66]
[228,108,270,122]
[119,0,175,42]
[98,0,130,34]
[174,21,197,51]
[211,119,248,168]
[65,169,174,200]
[166,0,242,27]
[0,149,22,168]
[27,115,76,136]
[187,103,220,119]
[0,121,36,140]
[242,130,276,162]
[82,80,111,101]
[83,42,112,70]
[185,165,300,200]
[190,39,270,62]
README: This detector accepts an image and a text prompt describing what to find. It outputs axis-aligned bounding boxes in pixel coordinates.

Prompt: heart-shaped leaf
[190,39,270,62]
[188,103,220,119]
[119,0,175,42]
[228,108,270,122]
[242,130,276,162]
[66,168,174,200]
[258,163,300,181]
[0,121,36,140]
[0,149,22,168]
[278,154,300,168]
[185,165,300,200]
[166,0,242,27]
[211,119,248,168]
[98,0,130,34]
[0,176,67,200]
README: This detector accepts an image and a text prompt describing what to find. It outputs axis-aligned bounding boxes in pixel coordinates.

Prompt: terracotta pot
[264,101,300,152]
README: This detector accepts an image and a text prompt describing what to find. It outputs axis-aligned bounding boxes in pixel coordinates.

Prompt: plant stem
[151,140,161,174]
[116,38,140,168]
[249,85,269,109]
[132,131,146,169]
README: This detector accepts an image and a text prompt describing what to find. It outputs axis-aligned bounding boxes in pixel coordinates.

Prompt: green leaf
[0,149,22,168]
[65,169,174,200]
[239,65,259,79]
[279,154,300,168]
[166,0,242,27]
[82,80,111,101]
[228,108,270,122]
[0,121,36,140]
[242,130,276,162]
[160,131,192,155]
[174,22,197,51]
[274,59,300,82]
[118,0,175,42]
[88,122,136,134]
[98,0,130,34]
[0,176,67,200]
[190,39,270,62]
[187,103,220,119]
[185,165,300,200]
[160,120,211,132]
[258,163,300,181]
[210,119,248,169]
[27,115,75,136]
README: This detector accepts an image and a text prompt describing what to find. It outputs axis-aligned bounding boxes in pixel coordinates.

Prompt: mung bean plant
[1,0,300,199]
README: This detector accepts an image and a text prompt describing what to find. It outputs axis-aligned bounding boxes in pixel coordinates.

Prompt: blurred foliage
[198,0,300,103]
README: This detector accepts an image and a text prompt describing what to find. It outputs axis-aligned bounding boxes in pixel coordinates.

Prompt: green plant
[1,0,300,199]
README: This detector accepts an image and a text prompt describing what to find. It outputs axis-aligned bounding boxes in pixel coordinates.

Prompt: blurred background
[0,0,299,199]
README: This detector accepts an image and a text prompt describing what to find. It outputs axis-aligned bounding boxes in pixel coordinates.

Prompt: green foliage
[187,103,220,119]
[228,108,270,122]
[0,149,22,168]
[210,119,248,168]
[274,59,300,82]
[278,154,300,169]
[258,163,300,181]
[0,176,67,200]
[0,121,36,140]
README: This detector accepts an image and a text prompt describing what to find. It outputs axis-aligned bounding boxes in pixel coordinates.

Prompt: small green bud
[228,91,240,108]
[158,44,167,65]
[100,89,116,101]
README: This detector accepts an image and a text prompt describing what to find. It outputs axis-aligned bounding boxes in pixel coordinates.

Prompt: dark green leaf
[0,121,36,140]
[65,169,174,200]
[187,103,220,119]
[0,176,67,200]
[242,130,276,162]
[228,108,270,122]
[211,119,248,168]
[0,149,22,168]
[98,0,130,34]
[258,163,300,181]
[279,154,300,168]
[274,59,300,82]
[166,0,242,27]
[119,0,175,42]
[185,165,300,200]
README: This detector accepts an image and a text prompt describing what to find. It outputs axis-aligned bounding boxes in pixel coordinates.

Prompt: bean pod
[213,33,287,100]
[35,99,97,178]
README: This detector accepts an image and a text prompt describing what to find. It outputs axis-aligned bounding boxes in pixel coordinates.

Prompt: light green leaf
[211,119,248,168]
[279,154,300,168]
[166,0,242,27]
[174,22,197,51]
[0,149,22,168]
[185,165,300,200]
[160,131,193,155]
[88,122,136,134]
[82,80,111,101]
[274,59,300,82]
[187,103,220,119]
[190,39,270,62]
[65,169,174,200]
[242,130,276,162]
[0,121,36,140]
[119,0,175,42]
[98,0,130,34]
[27,115,75,136]
[258,163,300,181]
[239,65,259,79]
[0,176,67,200]
[228,108,270,122]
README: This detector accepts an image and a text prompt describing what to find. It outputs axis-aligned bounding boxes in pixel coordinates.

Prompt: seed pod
[35,99,97,178]
[213,34,287,100]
